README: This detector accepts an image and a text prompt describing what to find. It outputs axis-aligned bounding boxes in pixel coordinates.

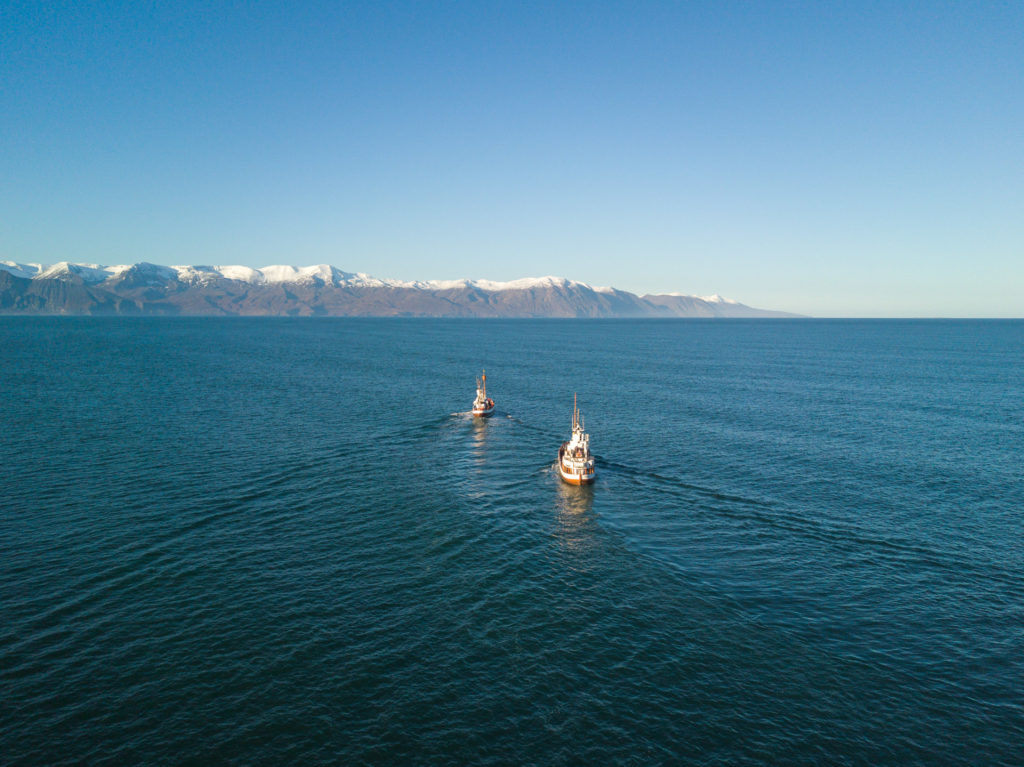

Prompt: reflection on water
[555,477,594,516]
[554,478,599,561]
[471,415,488,467]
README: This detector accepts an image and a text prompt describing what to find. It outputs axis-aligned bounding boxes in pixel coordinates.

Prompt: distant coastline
[0,261,800,318]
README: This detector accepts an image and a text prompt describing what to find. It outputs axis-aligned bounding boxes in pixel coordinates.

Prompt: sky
[2,1,1022,316]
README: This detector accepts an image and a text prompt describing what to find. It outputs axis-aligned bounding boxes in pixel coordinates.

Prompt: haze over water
[2,318,1022,765]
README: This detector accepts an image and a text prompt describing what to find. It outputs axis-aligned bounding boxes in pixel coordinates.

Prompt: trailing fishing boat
[472,370,495,416]
[558,394,595,485]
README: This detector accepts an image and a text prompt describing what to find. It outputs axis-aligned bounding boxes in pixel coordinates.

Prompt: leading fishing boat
[471,370,495,416]
[558,394,595,485]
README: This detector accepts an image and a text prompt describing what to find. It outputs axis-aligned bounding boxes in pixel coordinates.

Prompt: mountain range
[0,261,800,318]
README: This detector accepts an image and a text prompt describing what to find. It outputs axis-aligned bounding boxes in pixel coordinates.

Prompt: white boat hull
[559,464,595,485]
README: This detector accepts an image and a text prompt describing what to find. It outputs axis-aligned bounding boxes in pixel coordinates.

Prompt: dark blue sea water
[2,318,1022,765]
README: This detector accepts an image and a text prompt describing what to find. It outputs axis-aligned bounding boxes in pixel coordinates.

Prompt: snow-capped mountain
[3,261,614,292]
[0,261,800,317]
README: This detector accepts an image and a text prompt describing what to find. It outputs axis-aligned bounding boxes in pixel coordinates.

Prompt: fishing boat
[558,394,595,485]
[471,370,495,416]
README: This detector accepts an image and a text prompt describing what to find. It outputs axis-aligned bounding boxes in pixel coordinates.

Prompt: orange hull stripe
[560,474,595,485]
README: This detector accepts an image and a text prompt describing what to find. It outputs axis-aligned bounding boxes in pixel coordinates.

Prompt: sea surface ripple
[1,318,1022,765]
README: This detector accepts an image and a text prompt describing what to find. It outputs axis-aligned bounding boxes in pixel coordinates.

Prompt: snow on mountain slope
[0,260,754,309]
[0,260,801,316]
[0,261,625,294]
[662,291,739,305]
[0,261,133,283]
[0,261,44,279]
[406,275,614,292]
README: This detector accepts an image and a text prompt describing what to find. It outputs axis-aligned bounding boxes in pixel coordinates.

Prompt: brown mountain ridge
[0,262,801,317]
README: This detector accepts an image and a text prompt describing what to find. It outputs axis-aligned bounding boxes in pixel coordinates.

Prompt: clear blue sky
[2,1,1021,316]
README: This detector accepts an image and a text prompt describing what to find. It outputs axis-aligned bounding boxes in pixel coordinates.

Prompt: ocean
[2,317,1022,765]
